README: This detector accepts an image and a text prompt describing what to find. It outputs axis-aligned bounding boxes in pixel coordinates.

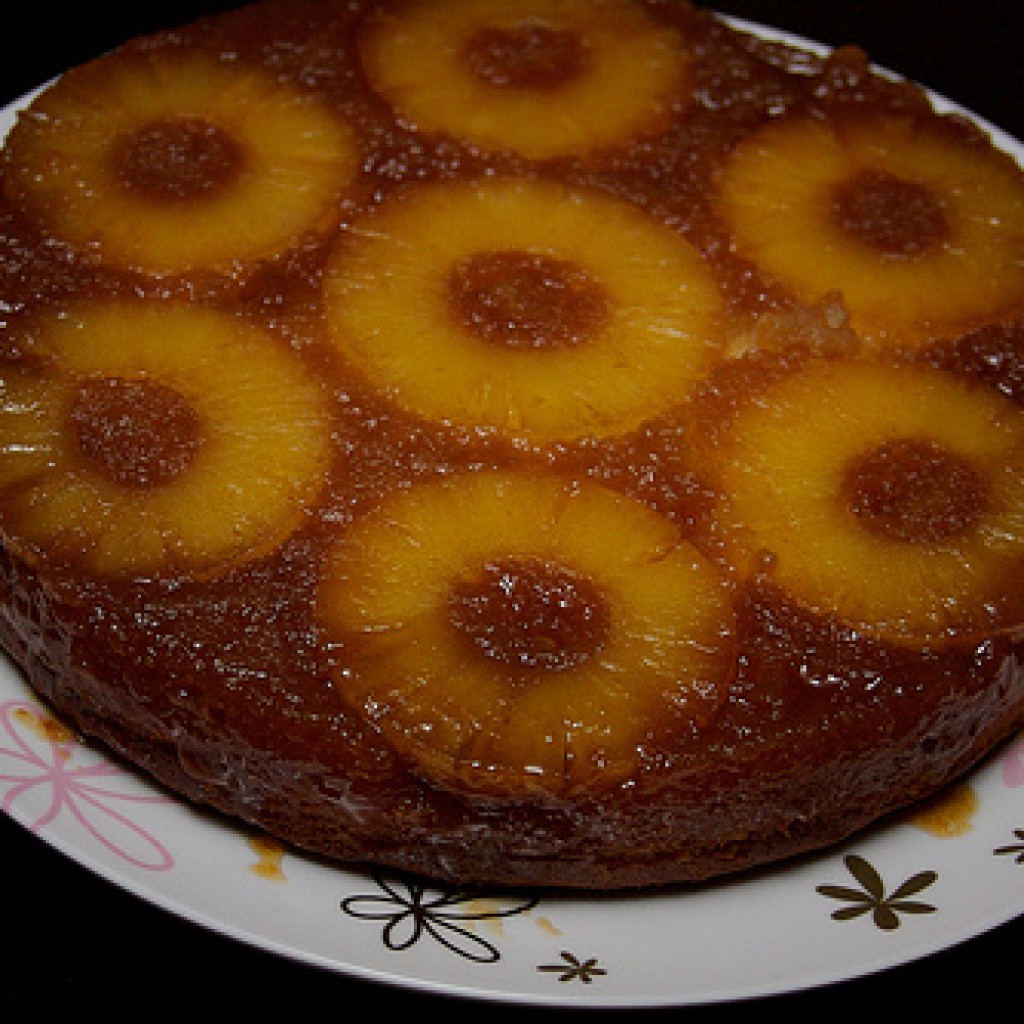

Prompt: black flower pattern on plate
[817,854,938,930]
[994,828,1024,863]
[340,869,539,963]
[537,950,608,984]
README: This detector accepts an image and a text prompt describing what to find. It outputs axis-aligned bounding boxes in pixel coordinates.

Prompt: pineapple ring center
[447,557,610,672]
[112,116,246,202]
[462,24,591,90]
[831,169,949,257]
[449,250,611,349]
[70,376,205,489]
[841,437,989,544]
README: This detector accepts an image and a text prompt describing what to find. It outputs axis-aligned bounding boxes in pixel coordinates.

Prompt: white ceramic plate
[2,16,1024,1010]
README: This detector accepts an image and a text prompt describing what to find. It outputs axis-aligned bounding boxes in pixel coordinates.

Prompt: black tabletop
[2,2,1022,1020]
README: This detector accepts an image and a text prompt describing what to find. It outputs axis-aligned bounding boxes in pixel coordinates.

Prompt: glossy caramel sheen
[447,557,611,671]
[449,250,610,349]
[1,0,1023,890]
[463,24,591,90]
[112,116,246,202]
[831,169,949,257]
[71,376,205,488]
[842,437,988,544]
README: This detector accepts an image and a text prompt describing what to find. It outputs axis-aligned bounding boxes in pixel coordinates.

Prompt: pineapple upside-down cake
[1,0,1024,888]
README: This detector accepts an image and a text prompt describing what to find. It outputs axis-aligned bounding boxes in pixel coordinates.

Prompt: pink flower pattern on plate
[1002,735,1024,789]
[998,656,1024,788]
[0,698,174,871]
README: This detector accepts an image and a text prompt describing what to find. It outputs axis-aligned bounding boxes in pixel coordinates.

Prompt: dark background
[2,2,1022,1020]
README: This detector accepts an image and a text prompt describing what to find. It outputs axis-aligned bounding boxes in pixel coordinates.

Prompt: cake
[1,0,1023,890]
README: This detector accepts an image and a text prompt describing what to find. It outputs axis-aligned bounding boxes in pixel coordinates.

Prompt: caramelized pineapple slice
[317,470,734,798]
[2,48,359,278]
[715,357,1024,642]
[323,177,723,443]
[356,0,690,159]
[717,115,1024,347]
[0,300,331,576]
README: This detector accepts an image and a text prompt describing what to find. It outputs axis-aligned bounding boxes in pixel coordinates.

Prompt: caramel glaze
[831,170,949,258]
[112,116,247,203]
[2,0,1024,888]
[71,377,205,488]
[463,24,592,91]
[448,558,611,672]
[841,438,988,544]
[449,251,610,349]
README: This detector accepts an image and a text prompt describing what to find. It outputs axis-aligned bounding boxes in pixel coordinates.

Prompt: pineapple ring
[356,0,690,159]
[715,357,1024,642]
[2,48,360,277]
[317,470,735,797]
[717,115,1024,347]
[323,177,723,443]
[0,300,331,577]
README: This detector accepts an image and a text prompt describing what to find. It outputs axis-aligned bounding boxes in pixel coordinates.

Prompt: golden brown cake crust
[2,0,1024,889]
